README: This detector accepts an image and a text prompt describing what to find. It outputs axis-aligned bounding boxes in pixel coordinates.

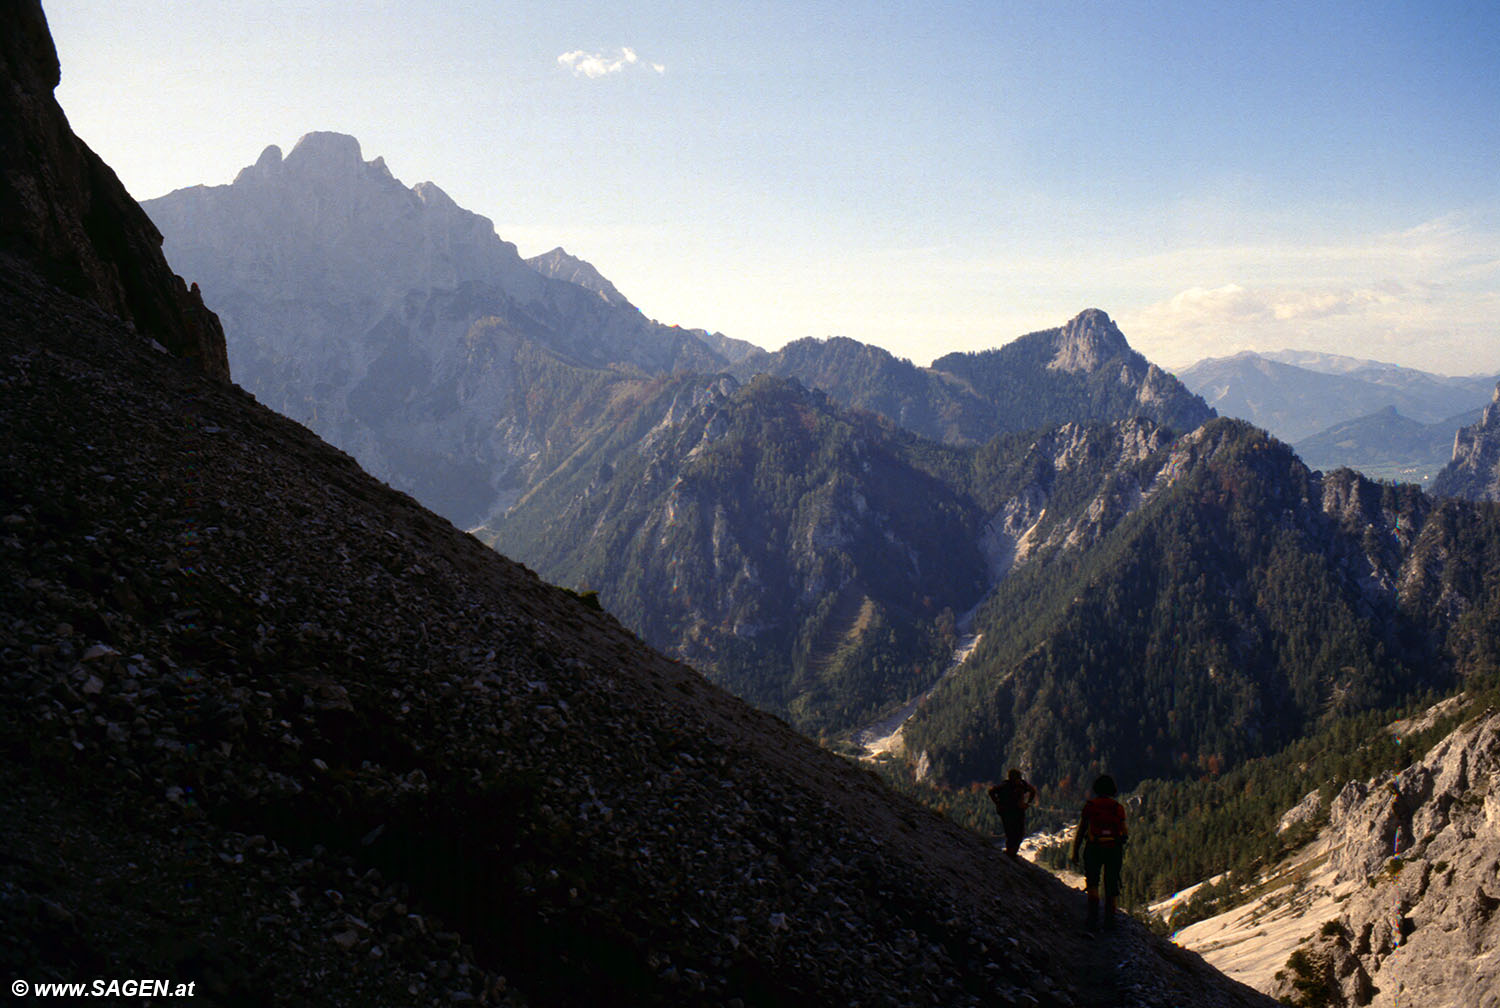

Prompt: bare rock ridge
[527,246,630,308]
[1432,381,1500,501]
[0,0,228,381]
[1177,705,1500,1008]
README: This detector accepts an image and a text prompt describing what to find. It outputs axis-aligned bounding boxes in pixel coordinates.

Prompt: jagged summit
[526,246,630,308]
[1050,307,1132,373]
[229,131,397,193]
[142,132,731,526]
[1432,380,1500,501]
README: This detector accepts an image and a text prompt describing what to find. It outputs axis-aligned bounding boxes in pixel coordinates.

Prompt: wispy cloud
[1113,216,1500,372]
[557,47,666,79]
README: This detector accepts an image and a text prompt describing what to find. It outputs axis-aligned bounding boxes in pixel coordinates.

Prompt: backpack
[1085,796,1126,845]
[989,780,1027,814]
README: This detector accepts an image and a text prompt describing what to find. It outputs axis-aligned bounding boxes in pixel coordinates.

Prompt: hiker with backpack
[988,768,1038,857]
[1070,774,1128,930]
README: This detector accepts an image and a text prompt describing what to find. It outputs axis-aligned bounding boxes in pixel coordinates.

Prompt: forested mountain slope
[489,372,986,733]
[904,418,1500,796]
[487,371,1191,738]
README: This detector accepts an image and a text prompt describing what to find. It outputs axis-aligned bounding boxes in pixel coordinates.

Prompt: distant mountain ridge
[736,308,1215,446]
[1179,350,1499,483]
[1292,403,1482,484]
[1179,350,1498,444]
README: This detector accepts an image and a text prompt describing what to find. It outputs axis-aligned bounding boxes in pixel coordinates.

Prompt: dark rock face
[0,0,229,381]
[1432,382,1500,501]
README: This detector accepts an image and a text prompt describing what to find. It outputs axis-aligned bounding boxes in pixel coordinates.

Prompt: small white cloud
[557,46,665,79]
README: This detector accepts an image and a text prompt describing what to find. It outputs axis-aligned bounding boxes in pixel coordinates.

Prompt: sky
[43,0,1500,374]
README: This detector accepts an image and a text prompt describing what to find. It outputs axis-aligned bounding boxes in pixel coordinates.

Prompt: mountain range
[13,1,1500,1002]
[140,130,1500,811]
[142,143,1222,747]
[1177,351,1498,484]
[2,3,1279,1003]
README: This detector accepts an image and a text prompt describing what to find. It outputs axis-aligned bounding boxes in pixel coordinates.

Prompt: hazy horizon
[44,1,1500,375]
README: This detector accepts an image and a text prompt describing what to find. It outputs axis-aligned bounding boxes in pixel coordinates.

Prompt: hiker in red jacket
[1071,774,1128,929]
[988,768,1038,857]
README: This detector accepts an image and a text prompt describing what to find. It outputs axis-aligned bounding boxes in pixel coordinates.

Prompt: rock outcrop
[0,0,228,380]
[1299,707,1500,1008]
[1047,307,1131,373]
[1432,381,1500,502]
[1175,704,1500,1008]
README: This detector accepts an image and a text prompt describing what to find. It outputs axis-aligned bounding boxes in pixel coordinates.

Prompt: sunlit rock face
[143,132,727,526]
[1275,709,1500,1008]
[1433,382,1500,502]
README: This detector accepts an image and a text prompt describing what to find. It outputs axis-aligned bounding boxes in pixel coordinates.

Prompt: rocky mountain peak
[526,246,629,308]
[231,142,284,183]
[1050,307,1132,373]
[283,130,368,175]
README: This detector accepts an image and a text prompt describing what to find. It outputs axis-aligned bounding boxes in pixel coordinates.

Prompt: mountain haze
[142,133,732,527]
[3,4,1282,1004]
[1179,350,1497,443]
[1292,404,1482,484]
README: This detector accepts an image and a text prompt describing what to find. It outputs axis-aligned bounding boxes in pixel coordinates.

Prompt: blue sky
[45,1,1500,373]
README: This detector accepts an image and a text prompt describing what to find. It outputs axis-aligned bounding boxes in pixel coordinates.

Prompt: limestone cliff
[1175,703,1500,1008]
[1432,381,1500,502]
[142,132,727,526]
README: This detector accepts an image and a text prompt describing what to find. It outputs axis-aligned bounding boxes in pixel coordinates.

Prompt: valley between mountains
[6,0,1500,1003]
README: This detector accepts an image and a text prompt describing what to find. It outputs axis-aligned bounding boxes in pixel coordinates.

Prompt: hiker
[988,767,1038,857]
[1071,774,1128,929]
